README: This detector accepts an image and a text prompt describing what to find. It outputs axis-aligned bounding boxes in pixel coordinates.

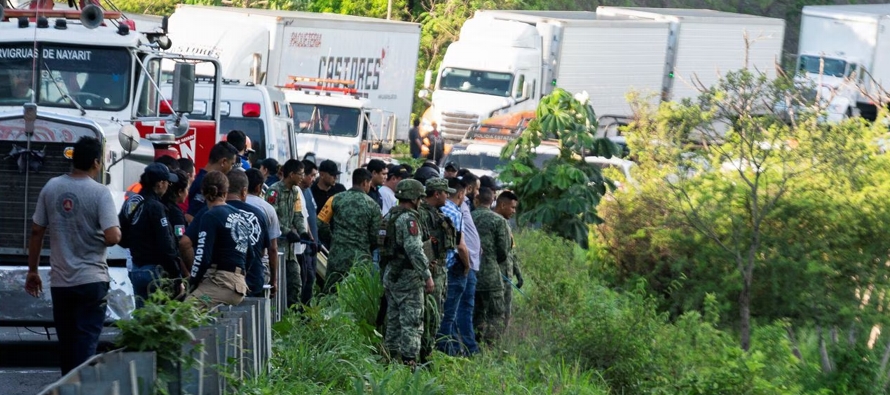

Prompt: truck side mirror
[423,70,432,89]
[172,63,195,114]
[522,81,530,99]
[418,89,429,99]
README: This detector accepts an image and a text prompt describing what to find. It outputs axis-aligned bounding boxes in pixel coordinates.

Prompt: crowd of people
[24,129,522,374]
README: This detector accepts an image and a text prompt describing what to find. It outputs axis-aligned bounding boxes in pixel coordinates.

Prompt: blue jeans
[456,269,479,355]
[51,282,109,375]
[129,265,164,309]
[436,264,468,356]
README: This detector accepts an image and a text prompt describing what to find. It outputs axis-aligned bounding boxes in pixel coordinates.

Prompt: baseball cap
[395,179,425,200]
[319,159,341,176]
[425,177,456,194]
[445,161,459,171]
[144,162,179,183]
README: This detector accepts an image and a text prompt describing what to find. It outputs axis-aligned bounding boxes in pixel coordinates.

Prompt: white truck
[797,4,890,121]
[420,8,785,141]
[166,5,421,179]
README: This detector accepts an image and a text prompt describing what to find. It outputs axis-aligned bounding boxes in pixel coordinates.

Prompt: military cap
[425,177,456,194]
[395,179,426,200]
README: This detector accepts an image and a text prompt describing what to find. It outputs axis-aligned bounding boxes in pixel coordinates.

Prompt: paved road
[0,368,60,395]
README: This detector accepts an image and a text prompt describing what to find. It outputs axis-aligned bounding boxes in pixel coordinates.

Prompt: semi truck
[420,8,785,141]
[0,2,219,321]
[165,5,421,179]
[796,4,890,121]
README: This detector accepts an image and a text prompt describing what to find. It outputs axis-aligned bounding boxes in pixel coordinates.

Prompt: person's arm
[268,238,279,297]
[98,190,121,245]
[151,204,184,278]
[188,215,218,289]
[179,236,195,272]
[25,223,46,297]
[457,236,470,273]
[400,215,433,293]
[292,190,307,235]
[495,217,509,264]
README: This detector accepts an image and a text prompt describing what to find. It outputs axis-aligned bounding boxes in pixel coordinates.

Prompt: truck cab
[0,3,218,322]
[795,53,863,120]
[420,15,541,142]
[283,78,396,184]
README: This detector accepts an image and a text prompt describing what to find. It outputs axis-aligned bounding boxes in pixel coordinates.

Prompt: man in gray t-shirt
[25,137,121,375]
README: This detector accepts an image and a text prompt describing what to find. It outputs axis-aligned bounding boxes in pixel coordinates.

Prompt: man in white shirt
[244,169,281,297]
[455,180,481,356]
[379,164,409,215]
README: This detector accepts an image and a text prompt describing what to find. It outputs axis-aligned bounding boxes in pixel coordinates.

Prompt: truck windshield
[439,68,514,97]
[0,43,131,110]
[798,55,847,78]
[291,103,361,137]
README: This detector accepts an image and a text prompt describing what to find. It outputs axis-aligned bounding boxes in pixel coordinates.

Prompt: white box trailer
[166,5,421,140]
[797,4,890,119]
[596,7,786,102]
[423,10,672,140]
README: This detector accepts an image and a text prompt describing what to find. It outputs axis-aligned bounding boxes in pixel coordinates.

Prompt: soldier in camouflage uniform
[471,187,510,344]
[417,178,456,305]
[494,190,522,330]
[266,159,309,308]
[322,168,381,293]
[382,179,435,368]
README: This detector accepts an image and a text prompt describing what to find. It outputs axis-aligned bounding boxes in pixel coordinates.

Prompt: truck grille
[0,142,71,256]
[440,112,480,142]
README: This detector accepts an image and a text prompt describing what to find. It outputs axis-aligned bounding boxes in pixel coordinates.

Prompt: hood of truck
[295,134,358,182]
[430,90,513,121]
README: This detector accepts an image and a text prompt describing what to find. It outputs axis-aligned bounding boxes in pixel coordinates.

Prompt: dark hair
[162,169,190,204]
[413,118,420,127]
[460,171,478,186]
[155,155,180,171]
[367,159,386,174]
[72,136,102,171]
[302,159,317,174]
[226,130,247,152]
[226,169,249,194]
[245,168,265,193]
[400,163,413,175]
[281,159,304,178]
[480,175,499,191]
[261,158,279,173]
[352,168,372,185]
[447,177,467,197]
[138,172,158,192]
[209,141,238,164]
[497,190,518,205]
[476,187,494,205]
[177,157,195,175]
[202,171,229,202]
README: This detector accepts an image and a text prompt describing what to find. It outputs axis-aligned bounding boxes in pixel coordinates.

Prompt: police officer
[381,179,434,369]
[266,159,310,308]
[119,163,186,308]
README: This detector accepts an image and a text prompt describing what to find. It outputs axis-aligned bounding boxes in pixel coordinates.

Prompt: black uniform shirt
[187,204,248,289]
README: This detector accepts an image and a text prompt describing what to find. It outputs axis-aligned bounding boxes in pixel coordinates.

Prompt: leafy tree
[616,55,890,363]
[498,88,617,247]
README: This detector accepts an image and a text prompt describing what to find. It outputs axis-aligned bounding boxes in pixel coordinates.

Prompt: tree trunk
[818,325,833,373]
[739,280,751,351]
[785,325,804,362]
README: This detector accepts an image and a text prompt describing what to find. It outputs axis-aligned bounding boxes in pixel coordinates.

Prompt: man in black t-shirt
[409,118,422,159]
[311,159,347,215]
[224,171,270,297]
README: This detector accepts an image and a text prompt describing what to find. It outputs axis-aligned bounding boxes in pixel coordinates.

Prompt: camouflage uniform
[471,206,509,343]
[266,181,307,308]
[503,225,522,329]
[417,179,457,307]
[323,188,381,292]
[382,180,431,363]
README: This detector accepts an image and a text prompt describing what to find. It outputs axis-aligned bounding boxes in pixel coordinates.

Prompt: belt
[209,264,244,275]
